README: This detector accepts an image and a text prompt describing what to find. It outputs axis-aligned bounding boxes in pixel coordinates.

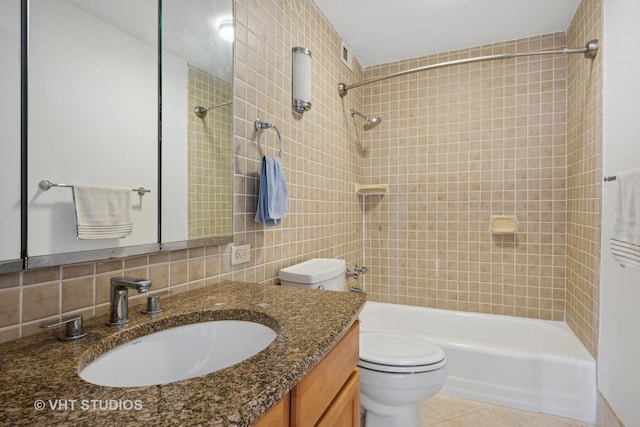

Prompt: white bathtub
[358,301,596,423]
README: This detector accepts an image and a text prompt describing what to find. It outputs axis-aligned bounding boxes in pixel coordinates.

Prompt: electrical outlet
[230,244,250,266]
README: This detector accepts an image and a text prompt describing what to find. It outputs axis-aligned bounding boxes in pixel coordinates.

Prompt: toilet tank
[279,258,346,291]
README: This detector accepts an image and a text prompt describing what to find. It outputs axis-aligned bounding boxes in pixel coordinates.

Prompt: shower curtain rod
[337,39,599,97]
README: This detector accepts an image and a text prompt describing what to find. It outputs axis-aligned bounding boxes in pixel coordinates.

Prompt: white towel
[72,185,133,239]
[610,168,640,269]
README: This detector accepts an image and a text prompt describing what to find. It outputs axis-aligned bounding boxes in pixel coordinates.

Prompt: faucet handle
[40,315,88,340]
[354,264,368,274]
[142,291,169,314]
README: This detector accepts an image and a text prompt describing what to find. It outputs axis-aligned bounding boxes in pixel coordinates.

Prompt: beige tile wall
[566,0,603,358]
[188,65,234,238]
[361,33,569,321]
[230,0,364,283]
[0,0,365,342]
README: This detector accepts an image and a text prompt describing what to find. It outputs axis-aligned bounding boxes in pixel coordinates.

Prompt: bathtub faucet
[354,264,368,275]
[346,264,368,279]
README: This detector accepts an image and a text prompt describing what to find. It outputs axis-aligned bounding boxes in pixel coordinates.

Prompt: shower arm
[351,109,369,121]
[193,100,233,118]
[338,39,599,97]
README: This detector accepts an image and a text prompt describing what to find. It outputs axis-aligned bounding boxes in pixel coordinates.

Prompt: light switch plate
[231,244,250,266]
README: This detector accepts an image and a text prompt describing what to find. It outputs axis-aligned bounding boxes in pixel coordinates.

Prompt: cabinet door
[0,0,22,272]
[254,392,289,427]
[317,369,360,427]
[291,322,359,426]
[27,0,158,261]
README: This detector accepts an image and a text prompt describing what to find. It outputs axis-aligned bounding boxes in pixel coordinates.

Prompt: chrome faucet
[346,264,369,279]
[354,265,368,275]
[345,269,359,279]
[107,276,152,326]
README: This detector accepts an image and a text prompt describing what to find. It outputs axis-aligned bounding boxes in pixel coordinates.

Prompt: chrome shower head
[350,109,382,130]
[363,116,382,130]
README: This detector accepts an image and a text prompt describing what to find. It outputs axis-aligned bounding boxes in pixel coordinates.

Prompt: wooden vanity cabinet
[254,393,290,427]
[254,321,360,427]
[291,321,360,427]
[315,369,360,427]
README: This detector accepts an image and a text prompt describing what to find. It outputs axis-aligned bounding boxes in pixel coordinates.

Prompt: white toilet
[279,258,447,427]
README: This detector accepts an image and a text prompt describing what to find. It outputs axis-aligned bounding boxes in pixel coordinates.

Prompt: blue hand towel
[255,156,288,226]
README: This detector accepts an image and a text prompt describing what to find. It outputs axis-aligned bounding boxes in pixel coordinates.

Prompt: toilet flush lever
[40,315,88,340]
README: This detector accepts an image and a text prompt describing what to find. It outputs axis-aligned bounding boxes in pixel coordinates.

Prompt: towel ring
[255,119,283,158]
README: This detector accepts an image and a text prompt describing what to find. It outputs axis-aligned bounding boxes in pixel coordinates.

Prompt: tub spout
[350,287,367,295]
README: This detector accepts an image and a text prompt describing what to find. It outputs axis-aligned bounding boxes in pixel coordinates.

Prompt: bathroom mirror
[160,0,234,246]
[25,0,160,266]
[0,0,23,273]
[21,0,234,268]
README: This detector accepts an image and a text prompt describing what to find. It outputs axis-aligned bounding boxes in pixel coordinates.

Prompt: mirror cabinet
[0,0,234,272]
[0,0,22,273]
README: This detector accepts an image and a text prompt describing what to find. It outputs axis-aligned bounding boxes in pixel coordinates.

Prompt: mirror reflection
[161,0,234,243]
[0,0,21,270]
[27,0,159,261]
[21,0,234,267]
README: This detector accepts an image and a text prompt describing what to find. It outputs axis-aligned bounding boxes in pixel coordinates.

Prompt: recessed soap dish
[356,184,388,195]
[490,215,517,234]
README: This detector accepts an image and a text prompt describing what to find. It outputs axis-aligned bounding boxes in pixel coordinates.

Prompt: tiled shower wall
[361,33,569,321]
[0,0,364,343]
[566,0,603,358]
[188,65,233,238]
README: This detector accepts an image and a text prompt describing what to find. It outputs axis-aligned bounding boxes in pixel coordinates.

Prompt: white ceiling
[314,0,582,68]
[65,0,233,81]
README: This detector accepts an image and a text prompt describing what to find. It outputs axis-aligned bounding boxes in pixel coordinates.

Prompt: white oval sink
[80,320,277,387]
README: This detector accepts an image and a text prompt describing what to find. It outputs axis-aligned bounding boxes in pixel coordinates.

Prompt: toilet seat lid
[359,330,446,367]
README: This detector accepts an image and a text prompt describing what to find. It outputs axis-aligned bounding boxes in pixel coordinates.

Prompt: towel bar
[38,179,151,196]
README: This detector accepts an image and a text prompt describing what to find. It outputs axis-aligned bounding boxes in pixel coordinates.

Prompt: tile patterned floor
[420,394,595,427]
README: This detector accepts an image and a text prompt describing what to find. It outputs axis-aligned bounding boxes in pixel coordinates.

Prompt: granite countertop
[0,281,366,426]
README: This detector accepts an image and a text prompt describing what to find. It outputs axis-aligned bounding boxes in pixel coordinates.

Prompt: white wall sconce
[292,47,312,114]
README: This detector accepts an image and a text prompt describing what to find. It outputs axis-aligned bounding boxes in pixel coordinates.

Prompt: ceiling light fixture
[218,20,234,42]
